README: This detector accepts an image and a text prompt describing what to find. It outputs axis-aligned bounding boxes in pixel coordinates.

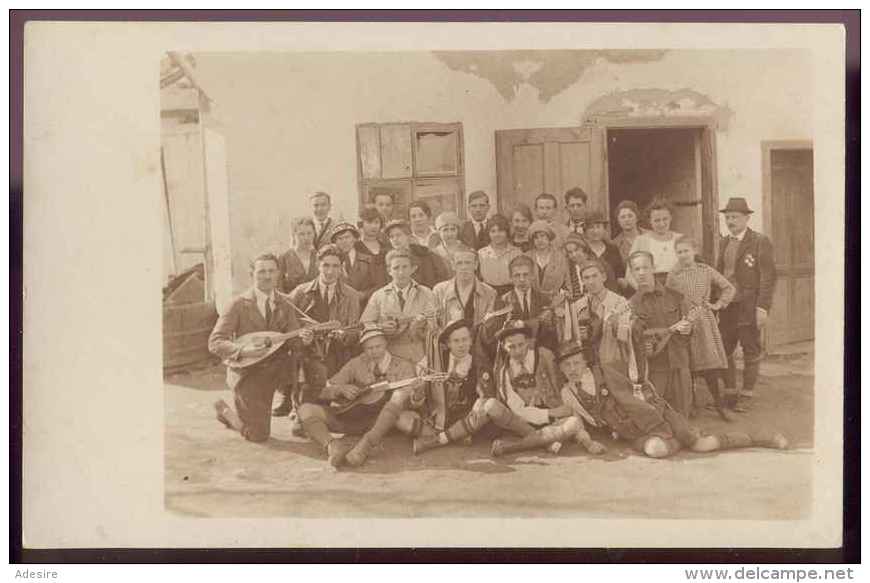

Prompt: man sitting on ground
[297,324,422,468]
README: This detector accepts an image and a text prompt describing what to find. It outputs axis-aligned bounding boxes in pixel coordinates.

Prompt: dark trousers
[234,354,293,442]
[719,303,762,392]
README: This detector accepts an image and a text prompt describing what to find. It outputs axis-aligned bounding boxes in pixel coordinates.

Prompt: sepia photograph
[18,16,850,553]
[161,48,816,519]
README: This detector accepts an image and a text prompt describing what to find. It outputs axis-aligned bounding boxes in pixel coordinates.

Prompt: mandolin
[224,321,342,369]
[329,373,450,415]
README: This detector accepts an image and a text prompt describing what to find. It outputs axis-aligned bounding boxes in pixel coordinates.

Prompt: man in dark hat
[408,319,498,454]
[558,341,788,458]
[329,221,383,306]
[488,319,584,456]
[297,323,421,468]
[715,197,777,412]
[382,219,450,289]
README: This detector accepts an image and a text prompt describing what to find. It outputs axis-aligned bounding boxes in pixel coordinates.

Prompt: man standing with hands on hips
[715,197,777,413]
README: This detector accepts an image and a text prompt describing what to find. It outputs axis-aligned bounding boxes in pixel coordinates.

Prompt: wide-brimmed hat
[438,318,472,346]
[585,209,609,225]
[527,220,556,240]
[719,197,754,215]
[384,219,411,236]
[329,221,359,242]
[496,319,533,342]
[435,211,461,230]
[358,323,386,345]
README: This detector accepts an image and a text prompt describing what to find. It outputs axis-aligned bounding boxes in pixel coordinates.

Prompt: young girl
[477,214,523,296]
[666,235,737,421]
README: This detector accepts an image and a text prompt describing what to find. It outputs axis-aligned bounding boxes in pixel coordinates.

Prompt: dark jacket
[460,219,490,251]
[208,288,302,390]
[715,228,777,323]
[341,246,386,306]
[278,248,317,294]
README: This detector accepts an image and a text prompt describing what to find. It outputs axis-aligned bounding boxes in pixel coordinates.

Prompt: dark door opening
[606,127,716,258]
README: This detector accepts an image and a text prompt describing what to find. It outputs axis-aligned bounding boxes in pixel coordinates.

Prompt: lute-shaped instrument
[224,320,342,369]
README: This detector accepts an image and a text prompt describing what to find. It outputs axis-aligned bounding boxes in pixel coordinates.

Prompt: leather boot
[345,436,374,467]
[735,361,760,412]
[214,400,243,431]
[327,439,351,468]
[491,431,552,457]
[412,434,443,456]
[272,392,293,417]
[749,429,789,449]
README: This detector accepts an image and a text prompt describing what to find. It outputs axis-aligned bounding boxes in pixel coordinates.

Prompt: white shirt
[503,350,549,426]
[447,352,473,378]
[517,289,532,313]
[346,247,357,268]
[729,228,748,241]
[252,287,276,321]
[471,219,485,237]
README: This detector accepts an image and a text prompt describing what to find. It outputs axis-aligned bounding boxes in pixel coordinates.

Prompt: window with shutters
[356,122,465,219]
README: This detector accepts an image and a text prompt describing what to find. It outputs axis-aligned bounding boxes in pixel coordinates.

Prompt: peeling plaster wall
[191,50,812,292]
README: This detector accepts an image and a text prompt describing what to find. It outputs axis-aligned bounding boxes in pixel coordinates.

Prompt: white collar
[448,352,473,376]
[392,281,414,295]
[318,278,336,293]
[252,287,275,304]
[729,228,748,241]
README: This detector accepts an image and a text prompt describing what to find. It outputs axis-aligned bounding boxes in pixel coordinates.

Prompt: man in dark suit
[310,191,335,249]
[328,221,385,307]
[208,253,314,442]
[459,190,491,250]
[715,197,777,413]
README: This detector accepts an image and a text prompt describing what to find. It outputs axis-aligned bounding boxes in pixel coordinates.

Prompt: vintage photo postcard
[21,19,847,550]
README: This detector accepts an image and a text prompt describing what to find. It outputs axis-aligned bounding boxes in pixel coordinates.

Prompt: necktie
[573,221,584,234]
[397,289,405,311]
[264,297,272,327]
[521,293,529,318]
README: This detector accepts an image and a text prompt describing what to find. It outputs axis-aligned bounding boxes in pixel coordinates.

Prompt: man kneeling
[298,324,421,468]
[557,342,788,458]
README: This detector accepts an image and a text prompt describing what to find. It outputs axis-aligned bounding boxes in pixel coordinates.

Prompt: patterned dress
[665,263,736,371]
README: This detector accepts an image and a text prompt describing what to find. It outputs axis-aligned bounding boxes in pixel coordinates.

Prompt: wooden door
[496,126,606,220]
[765,146,814,346]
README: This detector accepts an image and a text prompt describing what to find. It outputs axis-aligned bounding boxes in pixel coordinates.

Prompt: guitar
[329,373,450,415]
[224,321,342,369]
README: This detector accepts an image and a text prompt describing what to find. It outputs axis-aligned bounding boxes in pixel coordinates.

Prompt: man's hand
[299,328,314,345]
[328,329,346,342]
[756,307,768,328]
[338,385,361,401]
[672,320,692,335]
[381,319,398,334]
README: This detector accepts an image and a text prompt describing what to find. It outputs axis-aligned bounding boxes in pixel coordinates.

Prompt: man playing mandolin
[298,324,426,468]
[209,253,315,442]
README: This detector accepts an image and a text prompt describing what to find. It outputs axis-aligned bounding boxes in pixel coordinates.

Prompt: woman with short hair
[627,197,683,287]
[278,217,318,293]
[477,214,523,296]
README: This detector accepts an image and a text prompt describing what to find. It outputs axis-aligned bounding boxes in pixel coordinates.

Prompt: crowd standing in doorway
[209,187,786,469]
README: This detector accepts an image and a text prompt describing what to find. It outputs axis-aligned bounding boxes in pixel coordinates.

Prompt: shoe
[490,439,505,457]
[327,440,351,468]
[412,435,441,456]
[547,441,562,455]
[214,400,232,429]
[733,397,752,413]
[716,406,738,422]
[272,394,293,417]
[752,431,789,450]
[289,415,306,438]
[345,437,373,467]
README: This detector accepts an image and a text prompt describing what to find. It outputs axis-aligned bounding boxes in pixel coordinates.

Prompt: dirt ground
[165,350,814,519]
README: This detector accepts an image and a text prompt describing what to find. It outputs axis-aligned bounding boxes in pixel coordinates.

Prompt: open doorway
[606,127,717,259]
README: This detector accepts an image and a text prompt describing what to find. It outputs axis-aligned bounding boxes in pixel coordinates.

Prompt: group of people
[208,187,785,469]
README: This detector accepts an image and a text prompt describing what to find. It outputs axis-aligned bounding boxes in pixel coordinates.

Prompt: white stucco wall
[191,49,812,292]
